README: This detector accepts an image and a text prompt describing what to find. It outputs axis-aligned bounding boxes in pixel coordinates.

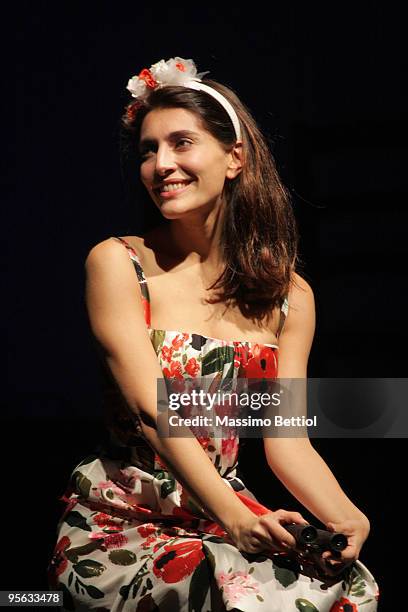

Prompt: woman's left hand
[319,516,371,576]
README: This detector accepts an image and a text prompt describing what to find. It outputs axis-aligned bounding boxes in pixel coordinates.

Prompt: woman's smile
[156,181,195,198]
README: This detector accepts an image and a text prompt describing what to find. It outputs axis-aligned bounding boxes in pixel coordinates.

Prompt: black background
[7,3,407,608]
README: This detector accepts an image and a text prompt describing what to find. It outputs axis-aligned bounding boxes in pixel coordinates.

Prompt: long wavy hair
[119,78,303,324]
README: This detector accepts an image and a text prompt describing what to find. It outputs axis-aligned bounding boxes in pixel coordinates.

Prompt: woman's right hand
[226,509,310,555]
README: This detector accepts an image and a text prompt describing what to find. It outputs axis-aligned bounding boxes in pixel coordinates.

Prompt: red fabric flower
[176,62,186,72]
[138,68,158,89]
[48,535,71,587]
[153,540,205,583]
[329,598,358,612]
[126,101,144,121]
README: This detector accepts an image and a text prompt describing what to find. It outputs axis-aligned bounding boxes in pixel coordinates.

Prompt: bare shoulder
[283,272,315,333]
[276,272,316,377]
[85,236,142,270]
[121,234,146,250]
[288,272,315,311]
[84,237,147,334]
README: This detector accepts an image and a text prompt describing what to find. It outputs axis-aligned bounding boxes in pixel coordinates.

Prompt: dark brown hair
[120,79,303,324]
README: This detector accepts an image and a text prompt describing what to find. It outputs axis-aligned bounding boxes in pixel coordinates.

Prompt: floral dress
[48,236,380,611]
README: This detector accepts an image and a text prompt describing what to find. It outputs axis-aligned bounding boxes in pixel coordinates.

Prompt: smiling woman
[138,106,244,232]
[48,56,380,611]
[119,62,299,324]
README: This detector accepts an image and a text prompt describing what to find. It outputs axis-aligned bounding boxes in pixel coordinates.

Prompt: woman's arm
[85,239,257,533]
[264,273,369,529]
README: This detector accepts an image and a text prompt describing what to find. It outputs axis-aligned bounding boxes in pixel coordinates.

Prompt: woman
[48,57,380,611]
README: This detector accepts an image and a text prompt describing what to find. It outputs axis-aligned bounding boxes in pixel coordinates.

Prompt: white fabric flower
[126,56,210,101]
[126,76,148,98]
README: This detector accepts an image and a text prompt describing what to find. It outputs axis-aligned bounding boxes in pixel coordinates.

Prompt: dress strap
[110,236,151,327]
[276,296,289,339]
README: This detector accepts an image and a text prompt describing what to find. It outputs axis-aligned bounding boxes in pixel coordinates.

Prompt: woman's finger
[250,524,276,546]
[258,516,297,547]
[275,510,309,525]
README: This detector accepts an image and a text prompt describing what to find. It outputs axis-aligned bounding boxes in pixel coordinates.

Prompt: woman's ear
[226,140,243,179]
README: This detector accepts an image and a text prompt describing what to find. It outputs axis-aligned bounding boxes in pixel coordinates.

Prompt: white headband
[126,56,242,142]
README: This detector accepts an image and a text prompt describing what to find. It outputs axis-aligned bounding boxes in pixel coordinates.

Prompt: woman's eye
[176,139,192,147]
[140,139,192,158]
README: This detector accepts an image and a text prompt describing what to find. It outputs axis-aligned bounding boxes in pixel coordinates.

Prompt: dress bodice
[98,236,289,476]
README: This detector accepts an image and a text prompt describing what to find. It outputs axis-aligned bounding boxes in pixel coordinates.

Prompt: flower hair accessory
[126,56,242,141]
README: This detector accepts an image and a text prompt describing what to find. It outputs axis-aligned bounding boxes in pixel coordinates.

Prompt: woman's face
[138,107,242,218]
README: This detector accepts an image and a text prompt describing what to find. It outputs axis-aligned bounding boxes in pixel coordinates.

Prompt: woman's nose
[155,145,177,174]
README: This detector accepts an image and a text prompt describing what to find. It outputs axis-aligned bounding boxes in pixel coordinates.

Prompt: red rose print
[163,360,184,380]
[185,357,200,377]
[94,512,110,527]
[59,496,78,521]
[329,597,358,612]
[102,533,128,549]
[141,532,173,551]
[243,345,278,378]
[137,523,158,538]
[141,535,157,549]
[161,346,174,362]
[48,535,71,587]
[172,333,189,350]
[90,531,129,549]
[153,540,205,583]
[93,512,123,531]
[152,534,173,552]
[159,374,187,397]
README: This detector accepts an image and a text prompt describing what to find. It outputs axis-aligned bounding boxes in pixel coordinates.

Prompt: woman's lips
[157,181,194,198]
